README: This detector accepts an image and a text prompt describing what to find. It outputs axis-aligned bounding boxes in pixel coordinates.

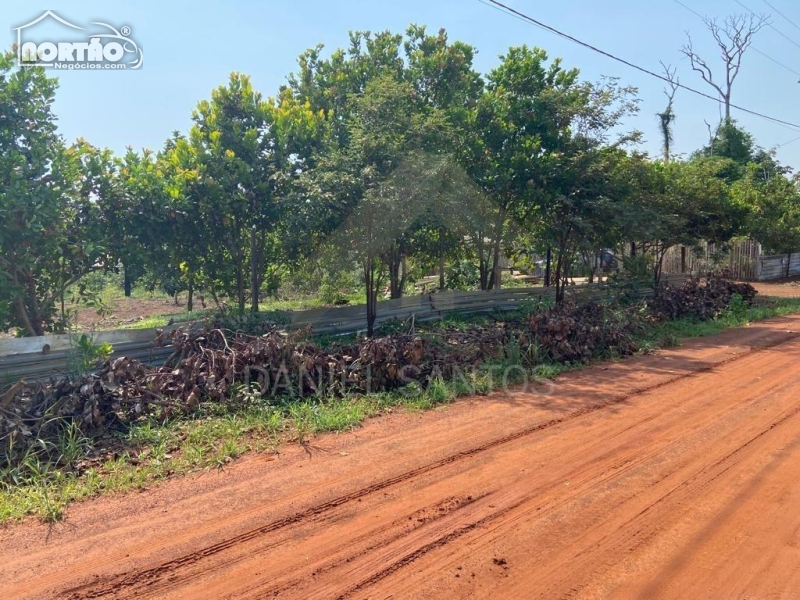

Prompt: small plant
[377,317,407,336]
[501,336,523,369]
[55,421,90,468]
[66,334,113,377]
[288,402,315,444]
[425,377,454,405]
[724,293,748,322]
[230,383,265,407]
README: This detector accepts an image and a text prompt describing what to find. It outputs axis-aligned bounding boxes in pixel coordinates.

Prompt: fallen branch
[0,381,27,410]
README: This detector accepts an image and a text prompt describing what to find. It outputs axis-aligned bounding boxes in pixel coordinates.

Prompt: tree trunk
[14,294,40,337]
[388,244,403,299]
[123,266,132,297]
[630,241,637,257]
[210,286,223,309]
[26,279,44,335]
[364,256,378,337]
[681,246,687,273]
[250,228,259,313]
[787,252,792,279]
[479,255,490,291]
[554,251,565,304]
[187,271,194,312]
[544,247,552,287]
[237,251,246,315]
[438,226,446,291]
[60,288,66,330]
[400,256,408,294]
[491,207,505,291]
[654,243,666,287]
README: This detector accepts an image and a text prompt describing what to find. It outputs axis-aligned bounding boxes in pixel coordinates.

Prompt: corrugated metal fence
[0,277,685,383]
[757,252,800,280]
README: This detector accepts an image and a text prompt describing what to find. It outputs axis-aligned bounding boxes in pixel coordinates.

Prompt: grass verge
[2,296,799,525]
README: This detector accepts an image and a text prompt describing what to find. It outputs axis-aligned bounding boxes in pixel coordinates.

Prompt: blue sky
[5,0,800,167]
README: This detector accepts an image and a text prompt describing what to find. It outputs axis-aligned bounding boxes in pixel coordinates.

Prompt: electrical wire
[775,134,800,147]
[735,0,800,51]
[478,0,800,132]
[673,0,800,79]
[762,0,800,32]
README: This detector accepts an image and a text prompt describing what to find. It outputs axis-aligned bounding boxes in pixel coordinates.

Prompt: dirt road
[4,316,800,599]
[753,281,800,298]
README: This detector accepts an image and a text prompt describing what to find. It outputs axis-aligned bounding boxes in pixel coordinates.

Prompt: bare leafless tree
[681,13,769,120]
[656,62,679,162]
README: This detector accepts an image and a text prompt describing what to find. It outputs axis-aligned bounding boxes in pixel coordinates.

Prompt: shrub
[445,260,481,291]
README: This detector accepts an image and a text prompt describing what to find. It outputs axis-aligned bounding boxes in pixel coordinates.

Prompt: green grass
[3,295,800,525]
[117,310,209,330]
[638,296,800,349]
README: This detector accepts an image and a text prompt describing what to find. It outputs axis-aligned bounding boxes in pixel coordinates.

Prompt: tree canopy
[2,26,798,336]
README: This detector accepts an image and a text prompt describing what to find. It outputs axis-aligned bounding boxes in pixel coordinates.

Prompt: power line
[735,0,800,51]
[762,0,800,33]
[673,0,706,20]
[673,0,800,79]
[478,0,800,132]
[775,133,800,147]
[751,47,800,78]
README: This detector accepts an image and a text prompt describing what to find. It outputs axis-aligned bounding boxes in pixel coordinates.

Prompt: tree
[681,13,767,120]
[642,158,744,284]
[0,53,108,335]
[734,161,800,255]
[288,26,483,297]
[695,119,784,184]
[518,73,641,302]
[382,152,482,294]
[302,75,449,335]
[182,73,285,314]
[465,46,586,291]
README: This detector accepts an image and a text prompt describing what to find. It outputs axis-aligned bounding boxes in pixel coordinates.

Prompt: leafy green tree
[181,73,287,314]
[0,53,108,335]
[302,75,449,334]
[734,162,800,256]
[288,26,483,296]
[632,157,743,284]
[464,46,590,291]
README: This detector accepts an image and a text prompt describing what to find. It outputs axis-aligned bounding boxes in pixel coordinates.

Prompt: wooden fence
[0,276,686,382]
[660,239,762,281]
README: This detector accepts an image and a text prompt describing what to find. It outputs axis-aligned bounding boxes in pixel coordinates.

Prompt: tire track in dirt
[533,401,800,600]
[61,333,799,599]
[358,348,800,599]
[5,318,800,600]
[120,343,800,598]
[305,357,800,600]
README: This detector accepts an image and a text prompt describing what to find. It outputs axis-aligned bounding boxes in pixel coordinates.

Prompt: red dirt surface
[4,315,800,599]
[752,281,800,298]
[70,297,190,330]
